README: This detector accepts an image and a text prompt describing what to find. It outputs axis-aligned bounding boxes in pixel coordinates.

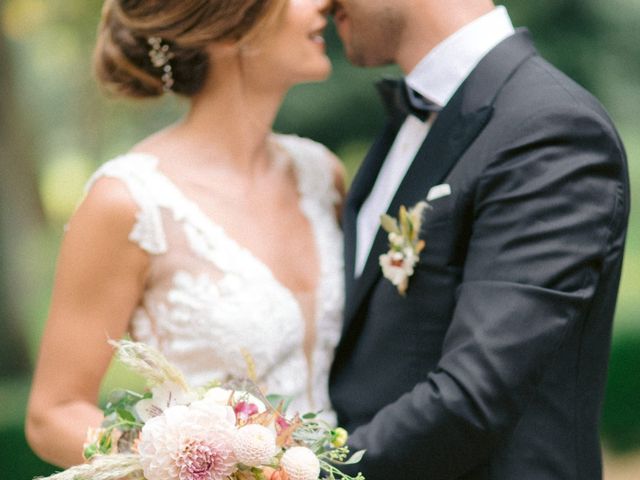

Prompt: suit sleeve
[343,109,628,479]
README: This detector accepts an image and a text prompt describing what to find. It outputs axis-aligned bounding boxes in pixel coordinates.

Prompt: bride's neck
[180,59,286,174]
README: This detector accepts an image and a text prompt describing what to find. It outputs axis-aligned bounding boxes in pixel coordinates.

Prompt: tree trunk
[0,12,45,377]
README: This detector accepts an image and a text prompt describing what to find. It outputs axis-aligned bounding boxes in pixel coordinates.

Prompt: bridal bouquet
[38,340,364,480]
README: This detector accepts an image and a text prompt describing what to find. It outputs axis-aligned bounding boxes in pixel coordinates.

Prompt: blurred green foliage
[602,330,640,453]
[1,0,639,477]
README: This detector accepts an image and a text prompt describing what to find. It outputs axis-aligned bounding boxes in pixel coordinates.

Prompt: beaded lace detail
[85,134,344,422]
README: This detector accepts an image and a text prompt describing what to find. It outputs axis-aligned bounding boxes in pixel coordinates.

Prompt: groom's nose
[316,0,334,15]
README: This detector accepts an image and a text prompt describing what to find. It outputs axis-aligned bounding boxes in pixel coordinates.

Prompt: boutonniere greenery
[379,201,430,296]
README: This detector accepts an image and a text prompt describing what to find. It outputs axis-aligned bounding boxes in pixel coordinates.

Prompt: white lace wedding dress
[85,134,344,423]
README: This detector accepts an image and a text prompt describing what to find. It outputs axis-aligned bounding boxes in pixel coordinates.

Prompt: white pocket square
[427,183,452,202]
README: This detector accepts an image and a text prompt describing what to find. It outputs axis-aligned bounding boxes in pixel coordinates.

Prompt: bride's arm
[25,177,150,468]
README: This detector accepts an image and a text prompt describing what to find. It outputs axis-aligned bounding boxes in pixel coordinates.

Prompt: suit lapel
[343,29,538,331]
[343,116,405,306]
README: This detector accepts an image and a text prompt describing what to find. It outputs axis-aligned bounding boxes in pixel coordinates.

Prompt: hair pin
[147,36,175,92]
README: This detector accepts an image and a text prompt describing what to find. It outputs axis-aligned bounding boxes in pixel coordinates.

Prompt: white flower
[201,387,234,406]
[402,246,419,267]
[202,387,267,413]
[388,232,404,248]
[233,424,277,467]
[280,446,320,480]
[379,201,428,295]
[138,401,238,480]
[379,248,419,294]
[135,380,196,422]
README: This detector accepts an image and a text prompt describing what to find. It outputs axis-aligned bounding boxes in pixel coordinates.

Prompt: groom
[329,1,629,479]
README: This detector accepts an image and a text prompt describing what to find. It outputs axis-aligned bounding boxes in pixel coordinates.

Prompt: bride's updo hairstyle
[94,0,287,97]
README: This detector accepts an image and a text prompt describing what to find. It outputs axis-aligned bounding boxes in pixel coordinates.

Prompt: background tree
[0,3,42,377]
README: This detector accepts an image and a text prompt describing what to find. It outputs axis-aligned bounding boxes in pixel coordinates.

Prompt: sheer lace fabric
[85,134,344,422]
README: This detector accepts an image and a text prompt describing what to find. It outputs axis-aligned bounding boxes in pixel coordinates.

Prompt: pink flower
[138,401,238,480]
[276,415,291,433]
[234,401,260,422]
[175,438,235,480]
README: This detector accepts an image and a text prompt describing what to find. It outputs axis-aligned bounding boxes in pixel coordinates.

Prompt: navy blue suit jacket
[330,30,629,479]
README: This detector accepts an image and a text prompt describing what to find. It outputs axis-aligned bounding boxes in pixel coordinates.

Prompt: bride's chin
[302,59,333,83]
[262,59,332,90]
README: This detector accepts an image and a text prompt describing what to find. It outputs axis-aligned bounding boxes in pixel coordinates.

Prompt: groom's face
[332,0,405,66]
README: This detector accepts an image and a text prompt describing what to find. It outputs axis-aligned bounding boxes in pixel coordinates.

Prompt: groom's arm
[344,108,628,479]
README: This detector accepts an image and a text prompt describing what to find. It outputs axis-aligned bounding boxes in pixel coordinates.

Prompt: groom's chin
[334,34,396,68]
[345,50,395,68]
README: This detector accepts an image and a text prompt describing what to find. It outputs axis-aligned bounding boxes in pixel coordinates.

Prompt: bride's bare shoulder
[70,175,140,242]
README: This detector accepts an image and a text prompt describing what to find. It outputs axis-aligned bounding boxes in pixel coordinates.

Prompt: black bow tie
[375,77,441,121]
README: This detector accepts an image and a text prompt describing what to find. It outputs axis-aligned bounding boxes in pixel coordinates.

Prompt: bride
[26,0,344,468]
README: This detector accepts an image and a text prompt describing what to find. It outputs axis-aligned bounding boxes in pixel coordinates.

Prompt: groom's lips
[332,1,347,23]
[332,2,348,37]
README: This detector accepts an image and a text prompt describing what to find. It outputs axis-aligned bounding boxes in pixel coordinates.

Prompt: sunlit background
[1,0,638,478]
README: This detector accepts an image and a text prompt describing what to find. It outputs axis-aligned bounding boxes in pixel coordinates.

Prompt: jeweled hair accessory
[147,36,174,92]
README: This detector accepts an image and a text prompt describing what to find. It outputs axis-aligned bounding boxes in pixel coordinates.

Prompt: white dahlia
[138,401,238,480]
[280,446,321,480]
[233,424,277,467]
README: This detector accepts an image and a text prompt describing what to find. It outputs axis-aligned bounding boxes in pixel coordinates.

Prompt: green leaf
[104,389,145,416]
[302,412,318,419]
[250,467,268,480]
[83,443,98,460]
[266,393,293,412]
[380,214,400,234]
[399,205,411,239]
[337,449,366,465]
[97,431,113,453]
[117,407,137,423]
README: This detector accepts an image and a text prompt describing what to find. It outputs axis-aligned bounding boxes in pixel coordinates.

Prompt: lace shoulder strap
[272,134,341,207]
[84,153,168,255]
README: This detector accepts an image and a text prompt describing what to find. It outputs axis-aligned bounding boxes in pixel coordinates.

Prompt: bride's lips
[308,23,327,48]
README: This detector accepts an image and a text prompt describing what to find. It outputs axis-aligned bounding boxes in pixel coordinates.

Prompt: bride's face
[240,0,332,87]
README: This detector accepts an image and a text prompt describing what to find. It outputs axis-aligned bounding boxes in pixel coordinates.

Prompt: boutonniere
[379,201,430,296]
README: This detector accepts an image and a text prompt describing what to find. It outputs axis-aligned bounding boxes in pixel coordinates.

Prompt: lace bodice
[85,134,344,422]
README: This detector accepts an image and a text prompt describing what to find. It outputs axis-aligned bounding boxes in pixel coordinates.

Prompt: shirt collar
[406,6,515,108]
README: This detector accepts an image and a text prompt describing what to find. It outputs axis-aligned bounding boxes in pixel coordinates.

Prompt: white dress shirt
[354,6,515,277]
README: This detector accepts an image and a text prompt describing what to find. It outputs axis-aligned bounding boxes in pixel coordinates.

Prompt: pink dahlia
[138,401,238,480]
[175,438,235,480]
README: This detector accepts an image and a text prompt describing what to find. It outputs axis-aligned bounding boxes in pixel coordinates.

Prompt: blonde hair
[94,0,287,97]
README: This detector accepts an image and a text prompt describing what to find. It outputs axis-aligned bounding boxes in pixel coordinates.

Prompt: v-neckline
[132,149,322,322]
